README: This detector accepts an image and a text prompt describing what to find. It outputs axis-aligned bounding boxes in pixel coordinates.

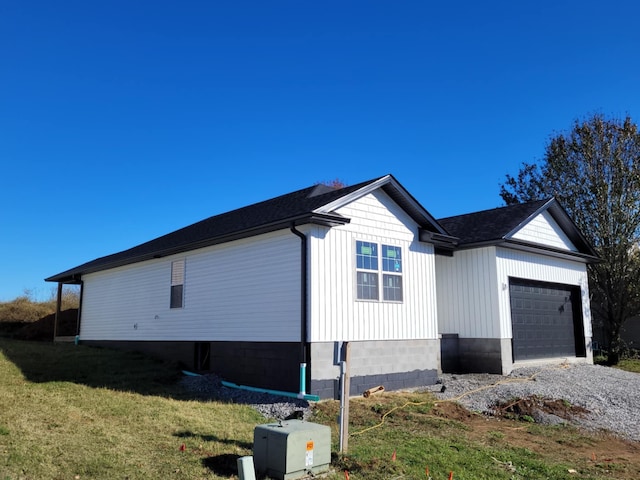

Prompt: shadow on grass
[174,430,253,450]
[175,431,252,476]
[0,337,191,399]
[202,454,242,477]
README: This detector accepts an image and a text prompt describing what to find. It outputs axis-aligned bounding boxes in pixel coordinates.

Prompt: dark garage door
[509,278,585,361]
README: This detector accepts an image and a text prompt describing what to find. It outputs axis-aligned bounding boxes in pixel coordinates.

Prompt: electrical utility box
[253,420,331,480]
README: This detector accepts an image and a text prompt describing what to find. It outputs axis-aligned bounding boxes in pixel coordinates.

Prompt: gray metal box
[253,420,331,480]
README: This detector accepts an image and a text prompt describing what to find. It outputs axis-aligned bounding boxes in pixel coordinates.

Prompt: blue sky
[1,1,639,301]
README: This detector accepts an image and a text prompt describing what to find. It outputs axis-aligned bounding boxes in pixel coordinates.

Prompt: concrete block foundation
[310,339,440,399]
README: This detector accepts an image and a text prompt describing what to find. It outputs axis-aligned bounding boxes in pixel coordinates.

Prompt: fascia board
[501,239,600,263]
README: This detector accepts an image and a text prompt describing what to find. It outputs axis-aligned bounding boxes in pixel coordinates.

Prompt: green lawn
[616,358,640,373]
[0,339,259,479]
[1,338,638,480]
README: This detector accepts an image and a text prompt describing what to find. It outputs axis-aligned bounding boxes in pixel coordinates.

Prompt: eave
[451,238,601,264]
[45,212,349,283]
[419,229,459,255]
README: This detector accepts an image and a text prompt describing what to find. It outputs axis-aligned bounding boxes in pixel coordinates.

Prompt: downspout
[290,224,310,393]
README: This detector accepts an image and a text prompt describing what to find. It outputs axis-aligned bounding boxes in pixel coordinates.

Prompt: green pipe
[299,362,307,396]
[221,380,320,402]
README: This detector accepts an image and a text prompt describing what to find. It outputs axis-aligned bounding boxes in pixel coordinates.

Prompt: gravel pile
[181,363,640,442]
[424,363,640,442]
[179,374,312,421]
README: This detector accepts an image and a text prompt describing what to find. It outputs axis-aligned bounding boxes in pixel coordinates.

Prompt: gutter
[450,238,601,263]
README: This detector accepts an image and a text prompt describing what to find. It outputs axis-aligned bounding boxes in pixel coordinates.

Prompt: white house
[46,175,598,398]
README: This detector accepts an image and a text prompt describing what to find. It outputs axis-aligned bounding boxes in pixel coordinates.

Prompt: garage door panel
[510,279,578,361]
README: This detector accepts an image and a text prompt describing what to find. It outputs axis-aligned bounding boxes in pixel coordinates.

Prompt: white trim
[313,175,393,214]
[503,199,553,239]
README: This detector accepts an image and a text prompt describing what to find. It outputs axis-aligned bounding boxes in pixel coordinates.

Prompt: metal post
[53,282,63,340]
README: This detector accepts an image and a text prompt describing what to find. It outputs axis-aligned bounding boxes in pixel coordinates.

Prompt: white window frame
[355,240,379,301]
[355,240,403,303]
[381,244,403,302]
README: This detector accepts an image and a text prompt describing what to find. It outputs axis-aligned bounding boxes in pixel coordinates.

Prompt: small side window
[170,260,185,309]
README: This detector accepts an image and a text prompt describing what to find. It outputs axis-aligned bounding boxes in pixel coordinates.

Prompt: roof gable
[315,175,449,235]
[46,174,447,282]
[438,198,598,261]
[509,210,577,251]
[438,199,549,245]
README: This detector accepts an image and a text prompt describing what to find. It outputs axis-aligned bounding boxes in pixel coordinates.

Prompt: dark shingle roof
[46,179,374,282]
[438,198,599,260]
[46,174,449,282]
[438,199,550,245]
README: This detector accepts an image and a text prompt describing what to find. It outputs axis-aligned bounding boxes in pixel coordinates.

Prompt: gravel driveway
[426,363,640,442]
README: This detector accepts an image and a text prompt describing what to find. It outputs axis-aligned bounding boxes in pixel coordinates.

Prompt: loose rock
[179,374,313,420]
[428,363,640,441]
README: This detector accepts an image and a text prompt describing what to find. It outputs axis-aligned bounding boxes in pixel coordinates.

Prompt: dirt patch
[315,393,640,479]
[12,309,78,340]
[432,400,478,422]
[493,395,589,424]
[434,399,640,479]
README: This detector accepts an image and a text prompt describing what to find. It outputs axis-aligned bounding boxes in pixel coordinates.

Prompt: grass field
[1,338,639,480]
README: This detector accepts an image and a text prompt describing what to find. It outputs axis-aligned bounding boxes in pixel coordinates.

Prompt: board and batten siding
[308,190,438,342]
[436,245,592,341]
[80,230,301,342]
[510,211,577,251]
[495,247,592,339]
[435,247,500,338]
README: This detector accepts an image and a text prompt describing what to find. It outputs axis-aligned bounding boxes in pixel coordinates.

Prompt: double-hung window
[356,241,379,300]
[381,245,403,301]
[170,260,185,309]
[355,241,403,302]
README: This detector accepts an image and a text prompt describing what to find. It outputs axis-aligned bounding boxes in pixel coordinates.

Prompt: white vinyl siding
[496,247,591,339]
[436,245,591,341]
[80,230,300,342]
[308,190,438,342]
[435,247,500,338]
[510,211,577,251]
